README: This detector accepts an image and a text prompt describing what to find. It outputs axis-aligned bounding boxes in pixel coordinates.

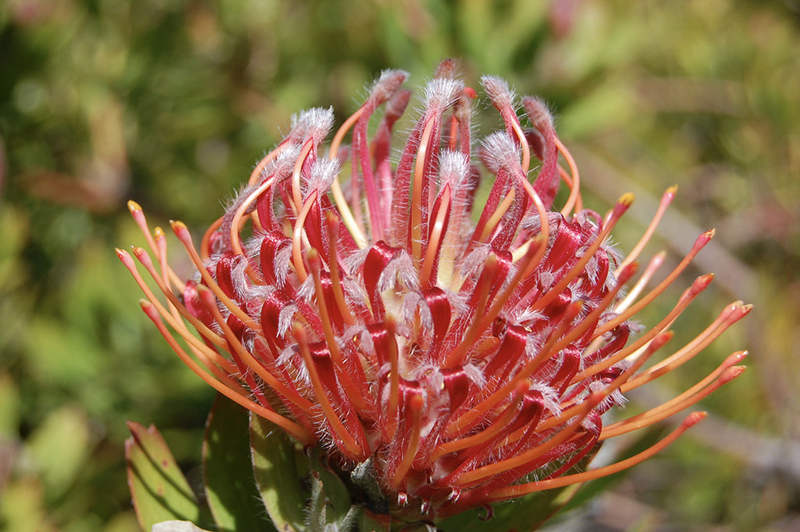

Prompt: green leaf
[560,426,665,514]
[436,448,600,532]
[435,484,582,532]
[250,414,310,532]
[251,415,369,532]
[126,421,211,532]
[309,451,352,521]
[203,394,277,532]
[308,475,327,532]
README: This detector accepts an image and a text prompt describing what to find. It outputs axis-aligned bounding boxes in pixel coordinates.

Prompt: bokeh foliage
[1,0,798,531]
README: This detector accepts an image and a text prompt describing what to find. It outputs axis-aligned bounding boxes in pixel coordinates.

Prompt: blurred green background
[1,0,798,530]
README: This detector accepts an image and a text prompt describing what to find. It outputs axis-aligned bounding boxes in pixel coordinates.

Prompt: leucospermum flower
[119,61,749,526]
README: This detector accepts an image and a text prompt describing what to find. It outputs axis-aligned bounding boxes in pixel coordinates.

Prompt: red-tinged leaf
[126,421,211,531]
[360,510,392,532]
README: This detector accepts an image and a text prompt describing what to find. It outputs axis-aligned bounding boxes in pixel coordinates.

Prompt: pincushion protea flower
[119,61,748,529]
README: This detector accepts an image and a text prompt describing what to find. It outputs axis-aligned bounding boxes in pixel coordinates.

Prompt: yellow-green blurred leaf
[26,405,92,497]
[0,477,56,532]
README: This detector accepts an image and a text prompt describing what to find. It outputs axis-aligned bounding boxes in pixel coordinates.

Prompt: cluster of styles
[119,61,748,522]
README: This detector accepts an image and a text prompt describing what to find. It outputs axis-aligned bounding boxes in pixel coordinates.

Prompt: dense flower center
[119,61,749,520]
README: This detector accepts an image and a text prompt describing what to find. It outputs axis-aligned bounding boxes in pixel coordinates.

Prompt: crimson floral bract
[120,61,748,526]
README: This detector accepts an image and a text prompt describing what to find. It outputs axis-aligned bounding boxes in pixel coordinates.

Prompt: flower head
[119,61,748,523]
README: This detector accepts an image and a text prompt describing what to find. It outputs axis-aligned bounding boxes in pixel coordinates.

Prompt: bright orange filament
[230,176,275,258]
[555,138,582,217]
[594,229,715,338]
[170,221,262,332]
[575,274,714,382]
[509,116,531,175]
[420,185,452,288]
[448,224,548,367]
[128,200,158,257]
[617,186,677,272]
[519,191,551,278]
[601,355,746,440]
[531,194,633,314]
[307,249,369,414]
[489,412,707,500]
[118,248,234,379]
[119,69,750,517]
[547,262,639,356]
[201,217,223,260]
[444,254,498,368]
[622,303,750,393]
[151,228,183,325]
[127,200,186,290]
[247,142,288,186]
[549,331,672,421]
[454,393,601,487]
[140,300,311,443]
[615,251,666,314]
[124,247,227,350]
[306,248,342,364]
[582,251,666,361]
[328,106,368,248]
[411,116,437,264]
[479,188,515,243]
[153,227,171,288]
[433,382,526,460]
[292,139,314,216]
[197,285,315,415]
[291,190,318,282]
[445,300,583,438]
[324,211,356,326]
